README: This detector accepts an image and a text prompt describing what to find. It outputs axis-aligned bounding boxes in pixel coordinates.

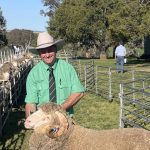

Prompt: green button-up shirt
[25,59,85,114]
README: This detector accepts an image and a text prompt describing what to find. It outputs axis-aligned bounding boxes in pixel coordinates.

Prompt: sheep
[0,72,10,81]
[25,102,150,150]
[23,52,34,59]
[0,61,18,81]
[12,52,33,68]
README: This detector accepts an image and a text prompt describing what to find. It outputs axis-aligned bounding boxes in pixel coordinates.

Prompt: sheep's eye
[50,127,57,133]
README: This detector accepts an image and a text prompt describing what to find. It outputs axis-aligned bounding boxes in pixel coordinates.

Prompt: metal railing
[119,78,150,130]
[94,66,150,102]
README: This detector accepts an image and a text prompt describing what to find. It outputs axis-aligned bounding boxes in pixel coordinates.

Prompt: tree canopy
[42,0,150,54]
[0,7,7,47]
[41,0,63,18]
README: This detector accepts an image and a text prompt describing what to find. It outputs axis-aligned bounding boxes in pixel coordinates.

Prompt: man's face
[38,45,57,65]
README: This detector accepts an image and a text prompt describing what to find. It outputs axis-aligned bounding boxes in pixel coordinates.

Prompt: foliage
[42,0,150,56]
[6,29,35,49]
[41,0,63,18]
[107,0,150,44]
[30,33,38,47]
[0,7,7,47]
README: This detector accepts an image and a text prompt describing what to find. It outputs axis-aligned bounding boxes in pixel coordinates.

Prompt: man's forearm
[60,92,84,110]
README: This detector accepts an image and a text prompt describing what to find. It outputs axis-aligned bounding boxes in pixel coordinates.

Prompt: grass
[74,93,119,130]
[0,57,150,149]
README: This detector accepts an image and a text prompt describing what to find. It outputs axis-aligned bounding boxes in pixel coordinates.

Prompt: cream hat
[36,32,64,51]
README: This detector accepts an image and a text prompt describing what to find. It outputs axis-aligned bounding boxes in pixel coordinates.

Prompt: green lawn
[74,93,119,130]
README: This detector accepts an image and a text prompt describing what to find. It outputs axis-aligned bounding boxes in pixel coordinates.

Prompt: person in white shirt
[115,41,126,73]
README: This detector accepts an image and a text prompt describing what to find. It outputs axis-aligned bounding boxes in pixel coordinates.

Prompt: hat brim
[36,39,64,51]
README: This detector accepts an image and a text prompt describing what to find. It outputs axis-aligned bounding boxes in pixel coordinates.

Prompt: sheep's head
[25,102,72,139]
[3,72,10,81]
[25,52,34,59]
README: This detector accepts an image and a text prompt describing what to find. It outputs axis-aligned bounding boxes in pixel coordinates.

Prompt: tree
[43,0,150,57]
[41,0,63,18]
[6,29,35,50]
[46,0,116,55]
[0,7,7,47]
[108,0,150,43]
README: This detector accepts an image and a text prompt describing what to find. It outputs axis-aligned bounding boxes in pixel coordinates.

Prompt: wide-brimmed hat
[36,32,64,51]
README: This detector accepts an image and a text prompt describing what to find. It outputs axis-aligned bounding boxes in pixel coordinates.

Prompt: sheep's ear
[46,126,60,139]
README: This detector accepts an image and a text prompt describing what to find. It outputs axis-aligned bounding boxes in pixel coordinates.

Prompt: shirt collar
[40,58,58,71]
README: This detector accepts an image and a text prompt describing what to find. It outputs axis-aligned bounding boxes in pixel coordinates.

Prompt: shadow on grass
[0,84,28,149]
[126,58,150,66]
[0,107,27,150]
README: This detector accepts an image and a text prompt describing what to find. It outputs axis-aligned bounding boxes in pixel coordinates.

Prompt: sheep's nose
[24,119,31,128]
[25,119,31,125]
[27,119,31,122]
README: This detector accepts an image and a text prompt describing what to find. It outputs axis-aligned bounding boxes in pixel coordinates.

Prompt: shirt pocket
[37,80,49,98]
[58,81,71,103]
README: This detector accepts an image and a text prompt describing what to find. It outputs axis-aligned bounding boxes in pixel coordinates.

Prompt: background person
[25,32,85,118]
[115,41,126,73]
[14,45,20,56]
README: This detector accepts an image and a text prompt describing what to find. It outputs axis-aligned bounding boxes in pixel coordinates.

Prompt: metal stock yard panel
[119,78,150,130]
[85,61,95,93]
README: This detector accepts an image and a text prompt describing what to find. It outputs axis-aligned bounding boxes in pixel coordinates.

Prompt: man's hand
[25,103,37,118]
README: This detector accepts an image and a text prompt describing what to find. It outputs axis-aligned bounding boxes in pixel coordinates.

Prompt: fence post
[1,51,4,64]
[142,79,145,100]
[4,50,6,62]
[92,60,95,87]
[95,66,98,94]
[84,65,87,90]
[108,67,112,101]
[78,59,81,79]
[7,50,9,62]
[132,70,135,100]
[119,83,124,128]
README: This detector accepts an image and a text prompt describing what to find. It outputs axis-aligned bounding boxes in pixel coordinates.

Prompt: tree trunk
[100,51,107,59]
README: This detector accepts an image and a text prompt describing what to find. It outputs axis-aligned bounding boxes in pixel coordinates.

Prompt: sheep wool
[25,102,150,150]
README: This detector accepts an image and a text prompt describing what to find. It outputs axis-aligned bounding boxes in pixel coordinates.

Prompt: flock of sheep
[25,102,150,150]
[0,52,34,119]
[0,52,33,81]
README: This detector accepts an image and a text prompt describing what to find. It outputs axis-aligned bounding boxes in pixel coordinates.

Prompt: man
[25,32,84,118]
[115,41,126,73]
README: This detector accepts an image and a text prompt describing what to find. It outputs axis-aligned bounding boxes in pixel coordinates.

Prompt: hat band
[37,42,55,47]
